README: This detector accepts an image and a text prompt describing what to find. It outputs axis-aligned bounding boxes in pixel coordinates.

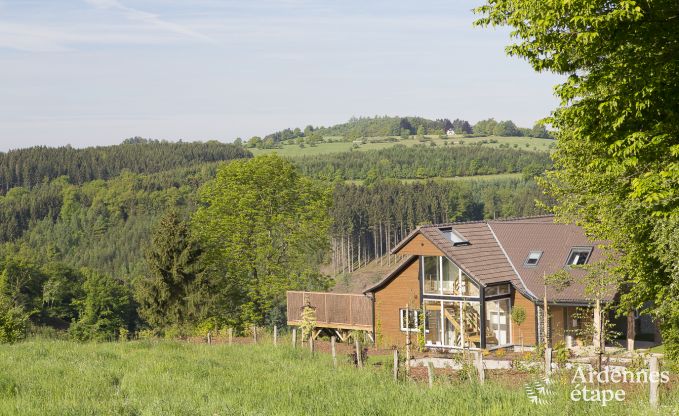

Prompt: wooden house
[288,216,645,349]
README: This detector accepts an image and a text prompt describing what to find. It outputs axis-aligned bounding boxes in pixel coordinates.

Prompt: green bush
[0,297,28,344]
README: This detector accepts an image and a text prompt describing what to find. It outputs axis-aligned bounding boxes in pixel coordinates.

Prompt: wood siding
[511,290,537,346]
[551,306,566,345]
[374,259,421,347]
[395,234,444,257]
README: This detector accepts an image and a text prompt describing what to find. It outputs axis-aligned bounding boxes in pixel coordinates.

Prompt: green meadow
[0,339,673,415]
[250,135,555,157]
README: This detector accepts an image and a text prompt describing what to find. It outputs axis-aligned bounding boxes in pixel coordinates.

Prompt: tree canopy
[192,154,333,328]
[476,0,679,356]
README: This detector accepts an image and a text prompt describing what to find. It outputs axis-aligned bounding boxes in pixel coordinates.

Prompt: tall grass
[0,339,674,415]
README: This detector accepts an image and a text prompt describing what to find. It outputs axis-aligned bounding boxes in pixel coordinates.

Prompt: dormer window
[566,247,592,266]
[441,228,469,246]
[524,251,542,267]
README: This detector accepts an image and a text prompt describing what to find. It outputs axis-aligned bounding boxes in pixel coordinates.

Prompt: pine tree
[135,210,205,330]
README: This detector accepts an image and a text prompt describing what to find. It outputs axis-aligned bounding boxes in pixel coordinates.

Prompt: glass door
[485,298,511,347]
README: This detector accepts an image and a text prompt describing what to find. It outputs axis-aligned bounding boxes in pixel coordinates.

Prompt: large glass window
[424,301,442,346]
[423,256,439,294]
[460,272,480,297]
[422,256,479,297]
[485,298,511,347]
[425,300,482,348]
[441,258,459,295]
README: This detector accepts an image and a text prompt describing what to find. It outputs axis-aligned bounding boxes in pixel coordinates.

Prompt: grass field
[250,135,555,157]
[0,339,673,415]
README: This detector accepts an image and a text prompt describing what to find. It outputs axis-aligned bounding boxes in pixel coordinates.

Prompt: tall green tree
[69,269,134,341]
[135,210,206,330]
[193,155,332,329]
[476,1,679,355]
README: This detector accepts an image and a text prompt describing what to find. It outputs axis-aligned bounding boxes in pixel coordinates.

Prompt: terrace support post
[355,338,363,368]
[207,331,212,345]
[228,328,233,345]
[427,361,434,388]
[627,310,636,353]
[649,356,659,408]
[476,351,485,384]
[331,336,337,368]
[292,328,297,348]
[545,347,553,379]
[273,325,278,346]
[393,349,399,381]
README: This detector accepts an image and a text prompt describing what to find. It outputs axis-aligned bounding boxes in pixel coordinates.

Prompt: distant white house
[446,128,456,137]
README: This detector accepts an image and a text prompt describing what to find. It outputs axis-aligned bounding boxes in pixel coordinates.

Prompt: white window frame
[399,308,419,332]
[523,250,543,267]
[566,247,592,266]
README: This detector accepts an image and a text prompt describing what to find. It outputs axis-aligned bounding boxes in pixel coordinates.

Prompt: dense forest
[291,145,551,180]
[330,179,549,273]
[0,138,251,193]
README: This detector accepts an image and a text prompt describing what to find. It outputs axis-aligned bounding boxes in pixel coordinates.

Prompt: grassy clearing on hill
[250,135,554,157]
[0,339,673,415]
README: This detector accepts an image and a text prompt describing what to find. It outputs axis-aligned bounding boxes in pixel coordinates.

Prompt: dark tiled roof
[419,223,523,291]
[488,218,612,303]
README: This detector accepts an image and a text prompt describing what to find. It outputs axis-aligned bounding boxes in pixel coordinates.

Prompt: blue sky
[0,0,562,151]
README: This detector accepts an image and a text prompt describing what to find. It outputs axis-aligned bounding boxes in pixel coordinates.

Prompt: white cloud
[83,0,214,43]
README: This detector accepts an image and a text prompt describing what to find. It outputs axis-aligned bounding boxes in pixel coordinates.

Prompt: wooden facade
[373,259,420,347]
[510,290,537,346]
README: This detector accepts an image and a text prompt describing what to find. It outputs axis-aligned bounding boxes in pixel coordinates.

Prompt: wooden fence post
[331,336,337,368]
[309,333,315,354]
[273,325,278,346]
[292,328,297,348]
[427,361,434,388]
[253,326,258,344]
[393,349,399,381]
[476,352,485,384]
[650,356,659,408]
[228,328,233,345]
[545,347,553,378]
[207,331,212,345]
[355,338,363,368]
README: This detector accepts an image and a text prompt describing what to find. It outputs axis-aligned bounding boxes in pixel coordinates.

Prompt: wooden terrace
[286,291,373,341]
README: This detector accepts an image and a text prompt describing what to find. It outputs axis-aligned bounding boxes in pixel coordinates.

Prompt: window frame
[399,308,419,332]
[523,250,543,267]
[485,283,511,298]
[565,246,593,266]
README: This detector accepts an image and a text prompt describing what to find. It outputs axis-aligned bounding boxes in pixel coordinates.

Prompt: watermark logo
[524,376,553,405]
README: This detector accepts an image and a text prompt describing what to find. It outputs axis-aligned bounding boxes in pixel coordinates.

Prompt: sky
[0,0,562,152]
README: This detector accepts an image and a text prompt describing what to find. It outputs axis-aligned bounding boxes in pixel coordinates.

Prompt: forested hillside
[0,138,251,193]
[330,178,548,273]
[0,134,552,340]
[291,145,550,180]
[0,164,218,278]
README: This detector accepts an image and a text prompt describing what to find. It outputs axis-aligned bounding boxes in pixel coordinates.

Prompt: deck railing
[286,291,373,330]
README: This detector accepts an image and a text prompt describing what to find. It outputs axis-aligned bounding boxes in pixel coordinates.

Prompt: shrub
[0,297,28,344]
